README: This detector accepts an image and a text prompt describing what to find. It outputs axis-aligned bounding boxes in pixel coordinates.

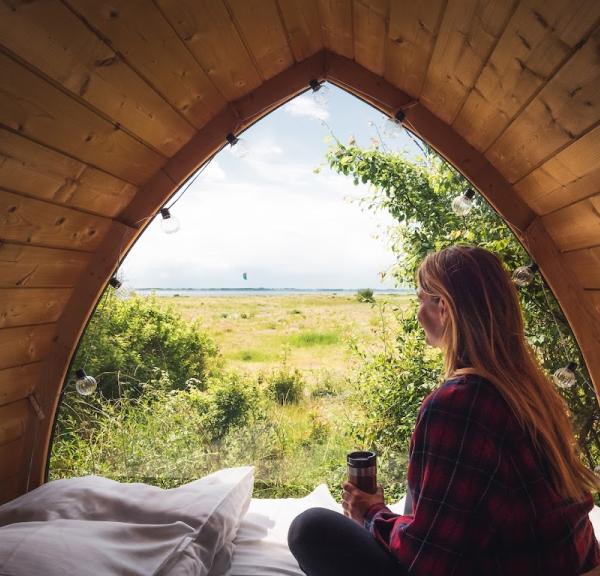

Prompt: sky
[120,84,421,290]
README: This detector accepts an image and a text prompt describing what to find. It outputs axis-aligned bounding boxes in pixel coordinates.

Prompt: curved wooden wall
[1,0,600,503]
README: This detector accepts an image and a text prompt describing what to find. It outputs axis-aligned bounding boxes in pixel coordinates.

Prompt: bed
[0,467,598,575]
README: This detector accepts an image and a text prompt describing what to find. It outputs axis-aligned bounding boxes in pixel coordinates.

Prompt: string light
[108,277,122,289]
[382,110,405,138]
[75,369,97,396]
[552,362,577,389]
[512,262,538,287]
[451,188,475,216]
[159,207,180,235]
[309,79,329,105]
[226,132,250,158]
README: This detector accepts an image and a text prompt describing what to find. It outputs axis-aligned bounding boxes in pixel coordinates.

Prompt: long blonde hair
[417,245,600,501]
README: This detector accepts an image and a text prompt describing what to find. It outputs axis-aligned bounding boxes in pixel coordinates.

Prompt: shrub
[266,366,305,405]
[356,288,375,303]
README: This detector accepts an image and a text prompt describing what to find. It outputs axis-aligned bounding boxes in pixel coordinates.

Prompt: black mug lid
[347,451,376,468]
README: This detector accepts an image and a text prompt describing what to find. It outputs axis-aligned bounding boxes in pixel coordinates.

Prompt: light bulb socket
[109,276,122,289]
[160,207,171,219]
[394,109,406,123]
[309,79,322,92]
[464,188,475,199]
[226,132,239,146]
[76,368,87,379]
[528,263,539,273]
[566,361,577,371]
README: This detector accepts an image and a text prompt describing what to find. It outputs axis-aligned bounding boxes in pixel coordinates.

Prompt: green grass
[288,330,340,347]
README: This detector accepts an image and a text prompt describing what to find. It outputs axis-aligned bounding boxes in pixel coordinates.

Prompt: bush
[356,288,375,303]
[266,366,305,405]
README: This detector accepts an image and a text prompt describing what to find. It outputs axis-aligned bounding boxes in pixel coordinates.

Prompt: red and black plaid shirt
[364,374,600,575]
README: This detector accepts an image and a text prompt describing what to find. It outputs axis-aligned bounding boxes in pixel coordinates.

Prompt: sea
[132,288,414,297]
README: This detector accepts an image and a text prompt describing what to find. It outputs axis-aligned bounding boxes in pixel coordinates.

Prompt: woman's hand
[341,482,385,525]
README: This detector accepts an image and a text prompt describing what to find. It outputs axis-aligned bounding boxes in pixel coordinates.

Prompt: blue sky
[121,84,420,289]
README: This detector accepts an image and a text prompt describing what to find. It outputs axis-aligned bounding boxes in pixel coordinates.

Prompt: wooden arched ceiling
[1,0,600,504]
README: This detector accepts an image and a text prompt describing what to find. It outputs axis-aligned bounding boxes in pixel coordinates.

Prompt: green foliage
[71,292,219,399]
[356,288,375,303]
[327,141,600,484]
[266,365,305,405]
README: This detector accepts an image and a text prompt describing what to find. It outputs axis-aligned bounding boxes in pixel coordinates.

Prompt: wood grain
[0,288,72,329]
[318,0,354,59]
[0,362,43,407]
[277,0,323,61]
[0,324,57,370]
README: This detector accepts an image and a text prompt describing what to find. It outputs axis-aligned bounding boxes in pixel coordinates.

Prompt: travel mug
[347,451,377,494]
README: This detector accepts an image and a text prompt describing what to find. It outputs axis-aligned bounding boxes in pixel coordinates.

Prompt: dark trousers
[287,507,405,576]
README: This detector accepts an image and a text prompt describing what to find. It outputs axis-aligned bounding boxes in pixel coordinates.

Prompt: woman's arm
[367,381,506,575]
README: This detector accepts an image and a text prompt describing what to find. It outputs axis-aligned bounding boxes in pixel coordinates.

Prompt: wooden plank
[0,0,195,157]
[513,124,600,216]
[0,437,25,481]
[542,194,600,252]
[65,0,226,129]
[524,218,600,405]
[0,129,136,218]
[157,0,263,101]
[384,0,445,98]
[455,0,600,152]
[0,189,113,252]
[0,401,28,446]
[0,324,57,370]
[0,243,90,288]
[562,247,600,289]
[588,290,600,317]
[353,0,388,77]
[226,0,294,80]
[0,288,72,329]
[0,362,43,407]
[420,0,518,125]
[277,0,323,62]
[318,0,354,59]
[486,27,600,184]
[0,475,21,504]
[0,51,164,185]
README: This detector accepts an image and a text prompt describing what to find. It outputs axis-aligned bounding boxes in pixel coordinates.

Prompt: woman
[288,245,600,575]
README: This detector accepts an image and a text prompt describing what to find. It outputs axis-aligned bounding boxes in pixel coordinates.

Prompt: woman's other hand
[341,482,385,525]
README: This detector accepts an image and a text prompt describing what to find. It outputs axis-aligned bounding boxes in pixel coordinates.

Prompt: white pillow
[0,467,254,576]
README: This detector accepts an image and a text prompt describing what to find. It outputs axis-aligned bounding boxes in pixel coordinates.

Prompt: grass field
[156,292,413,385]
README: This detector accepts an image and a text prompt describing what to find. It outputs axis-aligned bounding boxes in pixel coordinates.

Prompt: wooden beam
[562,246,600,289]
[524,218,600,404]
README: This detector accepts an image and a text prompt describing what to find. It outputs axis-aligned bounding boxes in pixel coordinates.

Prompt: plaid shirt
[364,374,600,575]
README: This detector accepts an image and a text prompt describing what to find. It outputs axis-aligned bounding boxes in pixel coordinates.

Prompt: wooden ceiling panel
[0,363,43,408]
[0,400,28,446]
[486,27,600,183]
[588,290,600,316]
[277,0,323,61]
[318,0,354,59]
[157,0,263,101]
[0,324,57,371]
[0,190,113,252]
[65,0,226,130]
[562,247,600,288]
[0,244,90,289]
[226,0,295,80]
[454,0,600,152]
[514,124,600,215]
[542,194,600,251]
[353,0,388,77]
[384,0,445,99]
[0,129,136,218]
[0,0,195,158]
[420,0,517,125]
[0,437,25,481]
[0,288,73,329]
[0,53,165,185]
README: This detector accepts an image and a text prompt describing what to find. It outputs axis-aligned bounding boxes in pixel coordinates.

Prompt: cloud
[284,94,329,121]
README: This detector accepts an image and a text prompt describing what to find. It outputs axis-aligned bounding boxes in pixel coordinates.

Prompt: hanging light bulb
[226,132,250,158]
[451,188,476,216]
[512,262,539,287]
[160,207,180,235]
[109,276,122,289]
[75,369,97,396]
[309,79,329,106]
[382,116,403,138]
[552,362,577,389]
